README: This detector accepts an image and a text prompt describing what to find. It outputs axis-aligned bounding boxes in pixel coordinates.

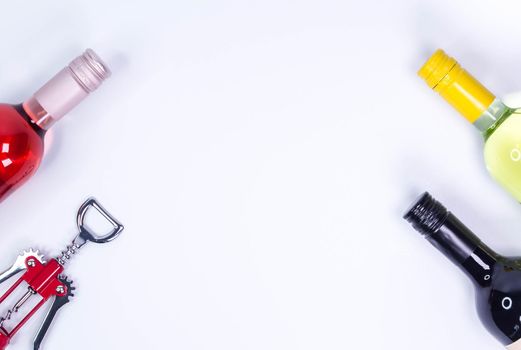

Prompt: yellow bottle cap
[418,49,496,123]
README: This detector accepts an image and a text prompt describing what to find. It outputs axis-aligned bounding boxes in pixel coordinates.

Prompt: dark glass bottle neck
[426,213,497,287]
[404,193,498,287]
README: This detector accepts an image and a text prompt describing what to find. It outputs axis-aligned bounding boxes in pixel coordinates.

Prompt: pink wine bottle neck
[22,49,111,130]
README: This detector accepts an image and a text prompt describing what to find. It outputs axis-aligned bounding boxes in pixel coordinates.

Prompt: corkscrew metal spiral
[56,244,80,266]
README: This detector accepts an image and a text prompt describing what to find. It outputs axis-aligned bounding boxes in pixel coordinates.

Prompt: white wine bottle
[419,50,521,202]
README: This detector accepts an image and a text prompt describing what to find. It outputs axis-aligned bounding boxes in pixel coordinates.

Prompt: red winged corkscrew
[0,198,123,349]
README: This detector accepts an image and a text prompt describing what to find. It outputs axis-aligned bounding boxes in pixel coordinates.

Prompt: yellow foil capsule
[418,49,495,123]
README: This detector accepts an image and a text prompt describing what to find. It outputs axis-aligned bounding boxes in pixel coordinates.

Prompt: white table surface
[1,0,521,349]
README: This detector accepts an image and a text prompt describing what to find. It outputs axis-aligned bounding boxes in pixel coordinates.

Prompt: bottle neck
[404,193,498,287]
[419,50,497,124]
[22,49,111,130]
[427,213,497,287]
[22,96,55,130]
[473,99,511,135]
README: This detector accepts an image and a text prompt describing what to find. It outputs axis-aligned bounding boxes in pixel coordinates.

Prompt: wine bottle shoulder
[13,104,46,139]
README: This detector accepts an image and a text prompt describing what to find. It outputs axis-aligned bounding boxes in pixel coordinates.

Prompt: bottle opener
[0,198,123,349]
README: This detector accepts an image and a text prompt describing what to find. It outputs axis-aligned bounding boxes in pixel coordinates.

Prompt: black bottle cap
[404,192,449,236]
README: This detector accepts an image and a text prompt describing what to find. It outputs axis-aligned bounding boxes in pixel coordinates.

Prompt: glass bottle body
[481,101,521,202]
[0,104,44,201]
[405,193,521,348]
[475,257,521,347]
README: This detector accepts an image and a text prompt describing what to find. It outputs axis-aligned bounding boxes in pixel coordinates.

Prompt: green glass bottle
[419,49,521,202]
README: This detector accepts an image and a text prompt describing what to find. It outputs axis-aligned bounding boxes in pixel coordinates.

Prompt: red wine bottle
[404,193,521,349]
[0,49,110,201]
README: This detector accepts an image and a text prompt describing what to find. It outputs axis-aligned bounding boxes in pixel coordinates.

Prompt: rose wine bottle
[404,192,521,349]
[419,50,521,202]
[0,49,110,201]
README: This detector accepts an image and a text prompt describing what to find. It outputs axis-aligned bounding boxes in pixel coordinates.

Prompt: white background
[0,0,521,349]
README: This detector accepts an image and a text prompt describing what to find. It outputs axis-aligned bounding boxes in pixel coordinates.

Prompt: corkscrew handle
[58,197,124,266]
[75,198,124,247]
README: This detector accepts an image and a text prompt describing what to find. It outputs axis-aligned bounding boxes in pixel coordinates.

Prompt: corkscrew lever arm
[33,276,75,350]
[0,250,45,285]
[0,263,24,287]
